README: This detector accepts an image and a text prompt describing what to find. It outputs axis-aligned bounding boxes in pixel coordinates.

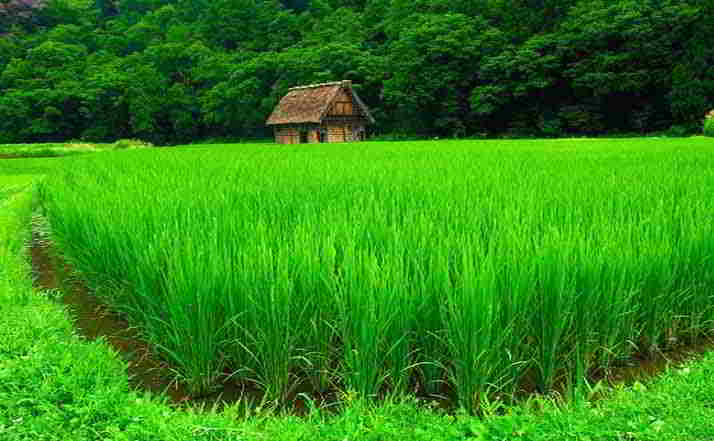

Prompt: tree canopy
[0,0,712,143]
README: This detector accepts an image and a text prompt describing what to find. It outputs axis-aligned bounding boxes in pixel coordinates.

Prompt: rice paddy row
[39,138,714,410]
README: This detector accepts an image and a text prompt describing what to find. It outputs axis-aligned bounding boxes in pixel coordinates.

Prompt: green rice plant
[37,138,714,410]
[441,244,509,411]
[296,231,341,394]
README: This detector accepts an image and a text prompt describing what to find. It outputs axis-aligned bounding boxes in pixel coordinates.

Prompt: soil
[602,339,714,385]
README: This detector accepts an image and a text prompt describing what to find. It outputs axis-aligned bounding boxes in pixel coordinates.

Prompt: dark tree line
[0,0,712,144]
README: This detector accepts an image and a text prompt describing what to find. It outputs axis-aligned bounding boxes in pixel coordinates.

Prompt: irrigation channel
[29,225,261,409]
[29,221,714,412]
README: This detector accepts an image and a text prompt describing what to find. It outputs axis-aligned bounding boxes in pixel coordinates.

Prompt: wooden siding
[327,89,357,117]
[309,130,319,143]
[275,127,299,144]
[275,125,324,144]
[277,122,365,144]
[326,124,346,142]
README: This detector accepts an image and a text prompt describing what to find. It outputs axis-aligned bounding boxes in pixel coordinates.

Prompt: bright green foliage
[0,141,150,158]
[3,149,714,439]
[39,138,714,410]
[0,176,35,304]
[704,111,714,137]
[0,142,104,158]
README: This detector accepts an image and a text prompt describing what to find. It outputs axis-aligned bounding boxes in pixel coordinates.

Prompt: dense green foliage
[0,0,712,144]
[40,139,714,410]
[704,111,714,137]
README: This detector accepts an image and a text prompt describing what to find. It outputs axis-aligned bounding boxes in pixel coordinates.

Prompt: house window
[299,130,309,143]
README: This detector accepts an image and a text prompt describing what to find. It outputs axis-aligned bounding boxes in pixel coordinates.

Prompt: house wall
[309,130,319,143]
[327,89,357,117]
[275,127,299,144]
[347,123,366,141]
[326,123,346,142]
[276,124,367,143]
[274,125,322,144]
[322,121,367,143]
[323,89,368,142]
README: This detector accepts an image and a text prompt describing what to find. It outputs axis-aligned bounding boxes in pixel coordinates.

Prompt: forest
[0,0,712,144]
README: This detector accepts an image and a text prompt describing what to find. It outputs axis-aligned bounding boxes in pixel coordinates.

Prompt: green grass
[0,142,108,158]
[0,176,36,307]
[0,139,153,159]
[0,157,68,176]
[2,145,714,439]
[37,138,714,409]
[704,117,714,137]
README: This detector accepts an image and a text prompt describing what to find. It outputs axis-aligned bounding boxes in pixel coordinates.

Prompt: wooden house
[266,80,375,144]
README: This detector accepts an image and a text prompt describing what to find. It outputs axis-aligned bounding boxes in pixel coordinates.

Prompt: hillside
[0,0,712,144]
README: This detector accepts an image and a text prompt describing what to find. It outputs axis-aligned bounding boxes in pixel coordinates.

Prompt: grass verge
[0,140,154,159]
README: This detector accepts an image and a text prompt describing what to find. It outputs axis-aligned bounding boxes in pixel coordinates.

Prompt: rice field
[38,138,714,410]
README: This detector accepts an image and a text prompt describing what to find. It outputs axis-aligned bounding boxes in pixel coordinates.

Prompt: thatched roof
[266,80,375,125]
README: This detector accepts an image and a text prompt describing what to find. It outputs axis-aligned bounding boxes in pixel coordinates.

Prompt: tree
[94,0,117,19]
[473,0,703,135]
[199,0,286,51]
[201,53,281,138]
[668,0,714,127]
[384,13,506,136]
[80,55,131,140]
[0,0,46,33]
[0,0,710,142]
[0,40,88,141]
